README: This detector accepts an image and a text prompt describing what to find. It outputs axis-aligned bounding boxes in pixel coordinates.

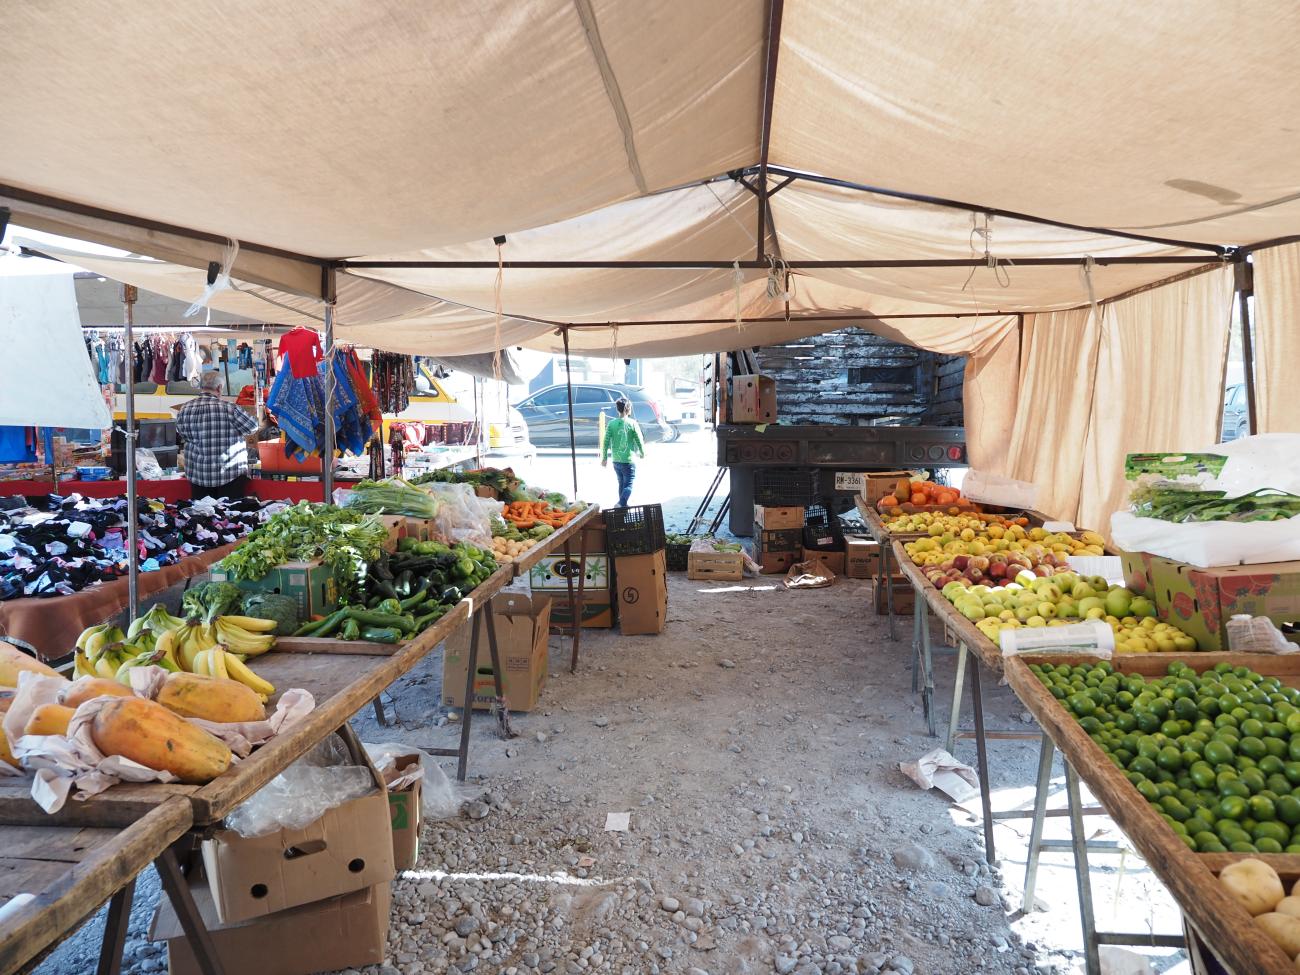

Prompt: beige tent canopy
[3,0,1299,523]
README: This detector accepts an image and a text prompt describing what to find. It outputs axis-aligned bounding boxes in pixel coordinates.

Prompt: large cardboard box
[844,536,880,579]
[151,878,390,975]
[550,596,617,629]
[729,374,777,423]
[531,522,615,629]
[801,547,846,576]
[754,505,805,530]
[200,780,394,924]
[753,525,802,556]
[443,593,551,711]
[859,471,915,507]
[210,560,338,619]
[377,515,405,553]
[1149,556,1300,651]
[616,550,668,635]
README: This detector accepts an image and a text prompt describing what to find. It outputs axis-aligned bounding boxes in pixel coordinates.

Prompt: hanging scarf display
[266,349,375,460]
[371,352,414,414]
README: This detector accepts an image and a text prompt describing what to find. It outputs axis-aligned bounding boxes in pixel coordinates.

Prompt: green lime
[1240,736,1268,760]
[1242,768,1268,793]
[1278,796,1300,826]
[1219,779,1250,799]
[1160,797,1191,821]
[1134,779,1160,803]
[1204,741,1234,765]
[1229,841,1259,853]
[1254,821,1290,844]
[1241,718,1266,738]
[1270,775,1294,796]
[1218,795,1248,820]
[1129,757,1158,779]
[1257,837,1285,853]
[1185,815,1215,837]
[1079,716,1103,735]
[1266,737,1289,759]
[1250,795,1278,821]
[1157,747,1183,772]
[1266,722,1288,740]
[1259,755,1286,776]
[1136,711,1161,734]
[1189,763,1216,789]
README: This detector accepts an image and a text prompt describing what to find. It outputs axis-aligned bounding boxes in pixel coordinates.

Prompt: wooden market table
[0,796,229,975]
[508,504,600,672]
[1006,652,1300,975]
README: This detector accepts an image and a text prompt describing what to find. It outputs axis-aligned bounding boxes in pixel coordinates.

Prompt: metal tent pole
[321,269,337,502]
[562,327,579,500]
[121,285,139,622]
[1235,258,1259,435]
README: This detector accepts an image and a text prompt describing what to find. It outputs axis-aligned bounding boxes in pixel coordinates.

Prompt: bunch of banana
[190,645,274,698]
[74,623,127,678]
[213,616,276,658]
[174,622,218,673]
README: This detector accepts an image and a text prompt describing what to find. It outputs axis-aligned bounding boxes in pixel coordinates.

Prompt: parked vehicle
[1221,383,1249,442]
[514,383,672,448]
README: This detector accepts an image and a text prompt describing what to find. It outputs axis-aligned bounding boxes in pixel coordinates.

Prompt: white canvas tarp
[0,263,112,429]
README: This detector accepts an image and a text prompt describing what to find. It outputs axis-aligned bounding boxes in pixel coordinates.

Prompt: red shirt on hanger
[278,327,323,379]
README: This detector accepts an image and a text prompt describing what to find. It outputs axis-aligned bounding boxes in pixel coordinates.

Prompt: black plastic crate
[603,504,666,556]
[666,541,691,571]
[754,468,819,507]
[802,503,846,552]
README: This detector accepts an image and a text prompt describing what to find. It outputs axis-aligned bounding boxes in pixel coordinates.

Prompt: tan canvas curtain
[1003,308,1099,520]
[1251,243,1300,433]
[1076,266,1235,533]
[963,324,1021,474]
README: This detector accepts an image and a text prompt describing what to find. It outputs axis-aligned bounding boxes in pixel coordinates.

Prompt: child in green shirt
[601,398,645,507]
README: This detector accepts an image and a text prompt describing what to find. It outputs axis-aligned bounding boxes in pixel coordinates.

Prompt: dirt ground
[32,435,1194,975]
[35,568,1191,975]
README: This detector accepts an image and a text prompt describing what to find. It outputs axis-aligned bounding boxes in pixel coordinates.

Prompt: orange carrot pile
[502,500,578,530]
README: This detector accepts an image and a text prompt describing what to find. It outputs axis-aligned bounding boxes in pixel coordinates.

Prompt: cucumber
[361,626,402,644]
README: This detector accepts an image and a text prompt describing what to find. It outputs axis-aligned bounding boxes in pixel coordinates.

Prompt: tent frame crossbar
[754,0,785,263]
[339,256,1215,270]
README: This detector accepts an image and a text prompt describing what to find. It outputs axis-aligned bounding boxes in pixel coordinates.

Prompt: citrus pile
[1032,659,1300,853]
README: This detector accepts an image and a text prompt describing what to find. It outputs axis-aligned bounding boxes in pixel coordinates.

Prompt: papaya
[23,703,75,737]
[90,697,231,784]
[155,673,265,724]
[59,678,134,709]
[0,641,63,688]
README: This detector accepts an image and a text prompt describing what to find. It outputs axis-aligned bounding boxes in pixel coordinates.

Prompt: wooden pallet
[687,551,744,582]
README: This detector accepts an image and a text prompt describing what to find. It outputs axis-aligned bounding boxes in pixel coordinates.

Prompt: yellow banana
[197,624,218,651]
[192,650,210,677]
[217,615,278,634]
[209,646,229,681]
[223,652,275,697]
[74,651,95,678]
[84,628,109,660]
[94,653,118,679]
[154,629,180,671]
[214,619,275,657]
[76,623,108,651]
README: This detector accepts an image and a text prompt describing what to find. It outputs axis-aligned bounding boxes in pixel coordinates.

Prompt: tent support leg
[122,284,139,622]
[321,271,337,502]
[1235,258,1259,435]
[562,327,579,500]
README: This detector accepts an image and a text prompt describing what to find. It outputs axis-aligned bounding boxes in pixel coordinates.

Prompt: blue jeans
[613,462,635,507]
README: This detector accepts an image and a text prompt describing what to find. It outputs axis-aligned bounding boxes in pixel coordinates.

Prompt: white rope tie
[961,213,1013,293]
[185,238,240,317]
[493,242,504,382]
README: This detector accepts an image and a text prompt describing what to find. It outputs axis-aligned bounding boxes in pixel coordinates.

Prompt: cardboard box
[200,784,394,925]
[870,577,915,615]
[754,505,805,530]
[151,878,390,975]
[801,547,846,576]
[549,596,616,629]
[616,550,668,635]
[401,517,437,542]
[443,593,551,711]
[378,515,405,553]
[209,560,338,619]
[729,374,777,423]
[844,536,880,579]
[1150,556,1300,651]
[1120,549,1157,595]
[859,471,915,506]
[755,550,798,575]
[528,554,611,592]
[753,525,802,556]
[382,753,423,871]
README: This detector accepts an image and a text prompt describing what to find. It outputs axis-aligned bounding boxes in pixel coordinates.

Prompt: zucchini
[344,608,416,634]
[361,626,402,644]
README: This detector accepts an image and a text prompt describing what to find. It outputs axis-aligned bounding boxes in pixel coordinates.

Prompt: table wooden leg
[155,847,227,975]
[910,588,923,694]
[883,541,896,641]
[95,879,134,975]
[920,597,936,737]
[1065,761,1102,975]
[970,658,996,865]
[454,605,483,782]
[1022,734,1055,912]
[945,642,968,754]
[569,524,589,673]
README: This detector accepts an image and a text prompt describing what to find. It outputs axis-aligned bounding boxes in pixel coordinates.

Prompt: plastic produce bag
[1225,615,1297,654]
[1112,434,1300,567]
[135,448,164,479]
[422,482,492,547]
[363,741,466,819]
[224,738,375,837]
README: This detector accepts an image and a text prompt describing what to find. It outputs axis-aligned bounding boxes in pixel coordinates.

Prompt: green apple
[1059,600,1081,619]
[1130,596,1156,618]
[1077,596,1105,617]
[1027,615,1047,628]
[1037,602,1059,619]
[1084,606,1106,620]
[1087,575,1109,592]
[1071,581,1096,600]
[1103,589,1133,619]
[1015,605,1035,622]
[1015,571,1037,587]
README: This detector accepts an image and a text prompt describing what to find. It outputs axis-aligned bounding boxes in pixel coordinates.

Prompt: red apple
[969,555,990,572]
[952,555,969,571]
[1033,565,1053,577]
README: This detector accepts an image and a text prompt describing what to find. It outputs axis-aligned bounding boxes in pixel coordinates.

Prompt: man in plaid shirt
[175,372,261,498]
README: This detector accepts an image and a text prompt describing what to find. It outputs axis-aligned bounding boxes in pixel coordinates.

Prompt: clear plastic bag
[422,483,492,547]
[224,738,375,837]
[362,741,466,820]
[1226,615,1297,654]
[135,448,164,480]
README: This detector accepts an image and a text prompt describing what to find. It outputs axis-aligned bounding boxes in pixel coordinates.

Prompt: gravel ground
[31,433,1192,975]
